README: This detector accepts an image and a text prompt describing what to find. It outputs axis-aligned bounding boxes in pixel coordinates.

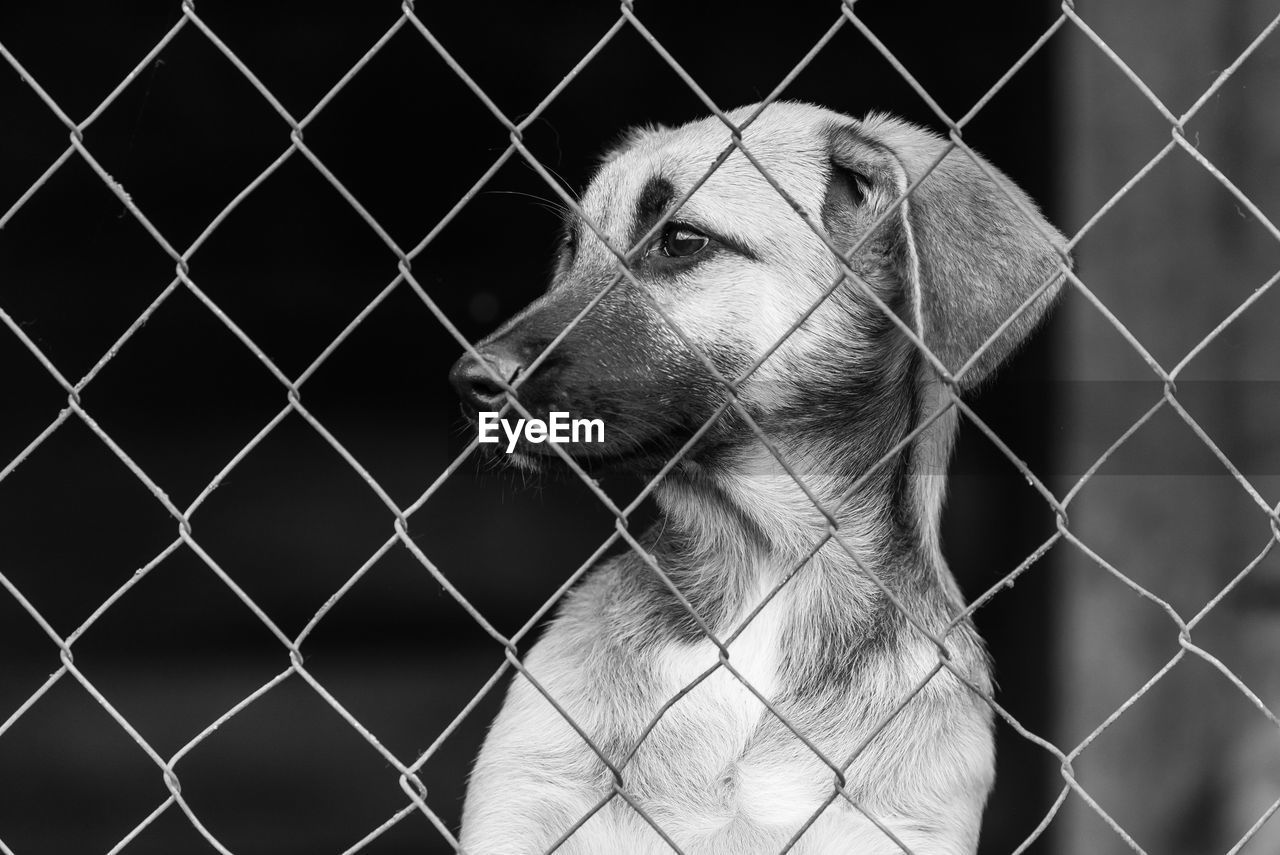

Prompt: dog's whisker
[519,152,580,203]
[484,189,573,219]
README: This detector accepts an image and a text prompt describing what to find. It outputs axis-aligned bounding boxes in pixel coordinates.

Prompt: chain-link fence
[2,1,1278,853]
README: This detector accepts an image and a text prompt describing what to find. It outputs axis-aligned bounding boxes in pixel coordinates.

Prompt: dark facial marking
[629,176,676,251]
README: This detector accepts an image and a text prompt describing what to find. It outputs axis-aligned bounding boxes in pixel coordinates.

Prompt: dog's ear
[825,118,1069,388]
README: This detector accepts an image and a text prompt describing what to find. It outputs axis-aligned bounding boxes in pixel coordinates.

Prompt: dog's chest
[594,591,827,835]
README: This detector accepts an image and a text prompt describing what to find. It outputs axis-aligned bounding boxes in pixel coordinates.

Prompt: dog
[449,102,1067,854]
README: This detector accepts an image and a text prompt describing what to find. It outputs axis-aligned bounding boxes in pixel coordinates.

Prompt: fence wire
[2,1,1279,853]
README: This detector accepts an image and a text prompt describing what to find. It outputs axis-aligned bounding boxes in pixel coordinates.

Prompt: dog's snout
[450,346,523,412]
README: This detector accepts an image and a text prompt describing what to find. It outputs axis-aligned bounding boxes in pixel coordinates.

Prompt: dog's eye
[659,225,709,258]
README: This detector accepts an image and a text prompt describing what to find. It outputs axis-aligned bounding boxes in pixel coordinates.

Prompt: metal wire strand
[1,1,1278,853]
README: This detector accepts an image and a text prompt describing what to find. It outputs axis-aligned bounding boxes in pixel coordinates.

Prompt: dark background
[1,2,1066,852]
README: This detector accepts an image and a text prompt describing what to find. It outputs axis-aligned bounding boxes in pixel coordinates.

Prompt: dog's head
[450,102,1067,477]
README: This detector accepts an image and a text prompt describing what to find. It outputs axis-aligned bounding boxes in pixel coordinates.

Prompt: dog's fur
[449,102,1067,854]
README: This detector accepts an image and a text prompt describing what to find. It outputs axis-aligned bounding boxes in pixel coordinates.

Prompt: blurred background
[1,1,1277,853]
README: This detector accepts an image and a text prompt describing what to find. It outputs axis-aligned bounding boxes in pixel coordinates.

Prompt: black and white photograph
[2,2,1279,853]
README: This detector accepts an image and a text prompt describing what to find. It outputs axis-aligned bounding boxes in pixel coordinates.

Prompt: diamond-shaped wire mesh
[2,1,1278,853]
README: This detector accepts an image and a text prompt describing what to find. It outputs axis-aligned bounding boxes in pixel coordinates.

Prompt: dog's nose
[450,346,523,412]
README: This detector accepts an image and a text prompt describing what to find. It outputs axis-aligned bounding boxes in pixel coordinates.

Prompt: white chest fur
[461,570,990,855]
[588,582,855,849]
[638,584,786,803]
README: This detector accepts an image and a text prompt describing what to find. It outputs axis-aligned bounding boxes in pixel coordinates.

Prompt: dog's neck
[648,373,963,638]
